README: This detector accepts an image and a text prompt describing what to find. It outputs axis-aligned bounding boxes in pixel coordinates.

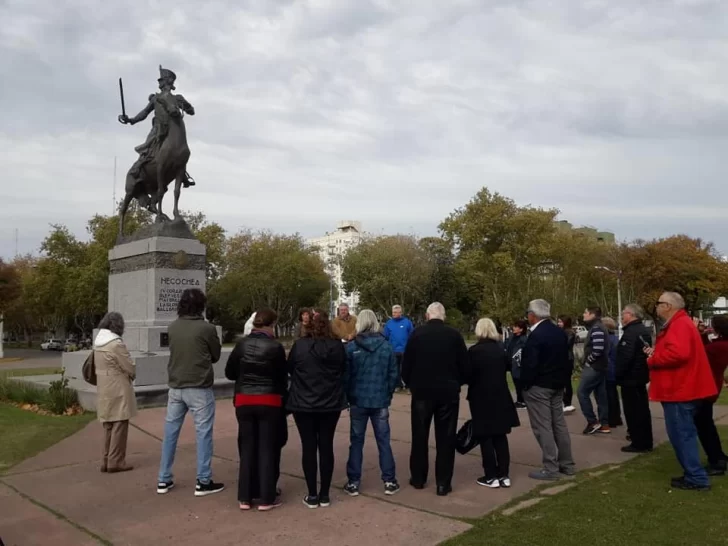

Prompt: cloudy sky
[2,0,728,259]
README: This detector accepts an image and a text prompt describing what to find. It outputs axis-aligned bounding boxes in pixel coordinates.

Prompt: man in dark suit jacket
[402,302,468,496]
[520,299,576,481]
[616,303,653,453]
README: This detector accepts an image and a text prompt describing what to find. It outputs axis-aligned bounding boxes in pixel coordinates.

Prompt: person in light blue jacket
[383,305,415,391]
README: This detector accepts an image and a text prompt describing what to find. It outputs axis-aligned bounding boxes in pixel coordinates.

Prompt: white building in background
[306,221,363,315]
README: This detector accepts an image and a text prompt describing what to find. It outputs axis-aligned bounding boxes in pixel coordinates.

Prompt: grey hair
[338,302,350,309]
[98,312,125,336]
[392,304,403,313]
[474,318,500,341]
[662,292,686,309]
[623,304,645,320]
[356,309,380,334]
[528,299,551,319]
[426,302,446,320]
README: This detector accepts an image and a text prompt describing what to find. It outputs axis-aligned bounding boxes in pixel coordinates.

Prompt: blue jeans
[577,366,608,425]
[662,401,710,487]
[346,406,396,485]
[158,387,216,484]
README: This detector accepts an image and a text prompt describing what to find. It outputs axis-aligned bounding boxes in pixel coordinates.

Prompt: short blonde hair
[602,317,617,333]
[475,318,500,341]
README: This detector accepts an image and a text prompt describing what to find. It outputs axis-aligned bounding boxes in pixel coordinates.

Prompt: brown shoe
[598,426,611,434]
[107,464,134,473]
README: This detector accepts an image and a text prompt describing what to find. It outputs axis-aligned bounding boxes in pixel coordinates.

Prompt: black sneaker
[384,481,400,495]
[670,477,710,492]
[409,478,425,490]
[157,481,175,494]
[583,423,601,435]
[476,476,500,488]
[515,402,527,409]
[344,482,360,496]
[319,495,331,507]
[194,480,225,497]
[302,495,319,509]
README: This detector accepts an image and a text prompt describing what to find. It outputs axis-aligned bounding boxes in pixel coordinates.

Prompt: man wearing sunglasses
[645,292,716,491]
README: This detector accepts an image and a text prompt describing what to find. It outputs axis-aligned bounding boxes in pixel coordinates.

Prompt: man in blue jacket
[383,305,414,391]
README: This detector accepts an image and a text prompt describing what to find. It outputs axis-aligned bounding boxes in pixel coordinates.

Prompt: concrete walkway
[3,394,727,546]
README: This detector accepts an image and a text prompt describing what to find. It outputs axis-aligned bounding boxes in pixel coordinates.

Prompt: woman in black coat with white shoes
[466,318,520,489]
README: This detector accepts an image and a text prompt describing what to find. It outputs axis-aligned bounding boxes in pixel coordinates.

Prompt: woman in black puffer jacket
[225,308,288,512]
[287,311,347,509]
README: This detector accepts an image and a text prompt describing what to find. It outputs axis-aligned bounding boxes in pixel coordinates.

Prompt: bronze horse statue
[117,66,196,238]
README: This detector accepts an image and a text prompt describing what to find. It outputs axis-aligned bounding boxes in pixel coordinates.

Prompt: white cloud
[1,0,728,258]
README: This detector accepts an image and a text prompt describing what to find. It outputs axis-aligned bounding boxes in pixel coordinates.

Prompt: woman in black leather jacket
[225,307,288,512]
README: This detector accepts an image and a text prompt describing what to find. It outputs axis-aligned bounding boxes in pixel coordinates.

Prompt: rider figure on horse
[118,66,196,191]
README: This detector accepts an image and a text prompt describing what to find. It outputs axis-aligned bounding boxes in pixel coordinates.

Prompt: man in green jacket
[157,288,224,497]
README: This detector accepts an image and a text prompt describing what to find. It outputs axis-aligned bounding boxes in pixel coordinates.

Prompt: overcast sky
[2,0,728,259]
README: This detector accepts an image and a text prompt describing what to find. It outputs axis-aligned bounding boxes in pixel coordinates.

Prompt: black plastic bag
[456,419,479,454]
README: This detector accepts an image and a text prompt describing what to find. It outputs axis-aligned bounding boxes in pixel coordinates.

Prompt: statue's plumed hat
[158,65,177,89]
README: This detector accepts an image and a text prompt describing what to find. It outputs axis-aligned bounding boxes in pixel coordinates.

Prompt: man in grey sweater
[157,288,223,497]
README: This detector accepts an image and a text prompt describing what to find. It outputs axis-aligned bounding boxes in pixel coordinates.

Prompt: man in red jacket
[645,292,717,491]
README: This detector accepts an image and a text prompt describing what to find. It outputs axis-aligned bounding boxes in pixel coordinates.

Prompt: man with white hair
[646,291,716,491]
[383,304,414,391]
[520,299,576,481]
[402,302,468,496]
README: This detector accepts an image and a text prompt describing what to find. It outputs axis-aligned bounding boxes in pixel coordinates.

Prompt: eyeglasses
[656,301,670,307]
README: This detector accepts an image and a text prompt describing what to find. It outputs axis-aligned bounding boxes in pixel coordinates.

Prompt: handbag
[82,351,97,386]
[456,419,480,454]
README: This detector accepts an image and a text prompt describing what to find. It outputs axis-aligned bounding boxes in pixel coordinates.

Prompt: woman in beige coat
[94,312,137,473]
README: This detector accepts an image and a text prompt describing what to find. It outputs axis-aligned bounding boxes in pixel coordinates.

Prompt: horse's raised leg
[118,192,133,239]
[173,173,184,219]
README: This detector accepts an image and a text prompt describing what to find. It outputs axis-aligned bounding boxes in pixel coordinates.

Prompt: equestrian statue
[117,66,196,238]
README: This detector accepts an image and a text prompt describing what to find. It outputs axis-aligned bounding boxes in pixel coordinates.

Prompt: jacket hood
[307,337,341,359]
[354,333,387,352]
[94,329,120,348]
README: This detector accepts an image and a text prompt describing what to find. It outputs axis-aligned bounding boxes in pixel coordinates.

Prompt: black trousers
[236,405,283,505]
[694,399,728,466]
[606,381,623,427]
[620,385,653,450]
[563,381,573,407]
[293,411,341,497]
[480,434,510,479]
[250,410,288,499]
[513,377,525,404]
[410,398,459,487]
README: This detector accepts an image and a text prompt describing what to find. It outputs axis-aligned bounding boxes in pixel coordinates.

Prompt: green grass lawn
[0,403,94,473]
[443,426,728,546]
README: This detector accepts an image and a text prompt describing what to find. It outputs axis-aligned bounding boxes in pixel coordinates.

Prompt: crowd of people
[89,288,728,513]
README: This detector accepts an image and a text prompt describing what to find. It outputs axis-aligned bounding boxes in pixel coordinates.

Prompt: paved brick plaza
[3,394,727,546]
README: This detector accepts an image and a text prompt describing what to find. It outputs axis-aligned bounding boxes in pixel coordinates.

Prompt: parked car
[63,339,79,352]
[40,339,63,351]
[574,326,588,343]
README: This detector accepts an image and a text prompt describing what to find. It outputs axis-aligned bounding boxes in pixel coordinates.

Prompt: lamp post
[595,266,623,338]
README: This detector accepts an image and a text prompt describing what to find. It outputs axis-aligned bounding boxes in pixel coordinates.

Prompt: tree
[341,235,434,317]
[210,231,329,334]
[440,188,559,323]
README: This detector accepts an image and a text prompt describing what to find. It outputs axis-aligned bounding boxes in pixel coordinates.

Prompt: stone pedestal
[63,231,232,411]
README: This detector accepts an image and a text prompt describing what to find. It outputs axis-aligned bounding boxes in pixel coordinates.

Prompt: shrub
[0,377,48,406]
[43,370,79,415]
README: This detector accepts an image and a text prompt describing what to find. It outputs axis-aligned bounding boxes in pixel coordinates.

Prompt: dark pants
[606,380,623,427]
[480,434,510,479]
[250,410,288,498]
[578,366,608,425]
[694,399,728,466]
[410,398,459,487]
[563,380,573,407]
[513,377,525,404]
[662,401,709,487]
[102,420,130,470]
[293,411,341,497]
[620,385,653,450]
[236,405,283,504]
[395,353,405,388]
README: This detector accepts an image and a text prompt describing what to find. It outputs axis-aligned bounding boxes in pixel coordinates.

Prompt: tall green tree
[341,235,434,317]
[210,231,329,334]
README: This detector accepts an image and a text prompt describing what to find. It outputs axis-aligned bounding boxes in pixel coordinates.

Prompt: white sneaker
[564,405,576,414]
[498,477,512,488]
